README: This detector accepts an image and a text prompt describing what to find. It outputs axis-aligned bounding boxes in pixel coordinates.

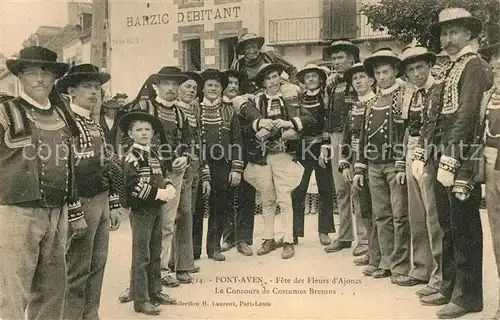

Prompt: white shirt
[416,75,436,92]
[104,115,114,129]
[20,91,51,110]
[202,97,221,107]
[306,88,321,96]
[358,91,376,102]
[449,45,476,62]
[379,82,400,95]
[132,143,150,152]
[70,103,91,119]
[155,96,174,107]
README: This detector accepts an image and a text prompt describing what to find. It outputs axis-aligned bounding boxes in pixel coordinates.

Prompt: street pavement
[100,210,498,319]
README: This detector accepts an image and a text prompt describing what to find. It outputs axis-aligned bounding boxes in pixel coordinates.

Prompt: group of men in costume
[1,5,500,320]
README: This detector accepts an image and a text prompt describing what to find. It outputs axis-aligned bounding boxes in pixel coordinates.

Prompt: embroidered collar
[20,91,51,110]
[265,92,283,100]
[202,97,221,107]
[306,88,321,96]
[379,82,400,95]
[71,103,91,119]
[133,143,151,152]
[449,45,475,62]
[155,96,175,108]
[416,75,435,92]
[358,91,376,102]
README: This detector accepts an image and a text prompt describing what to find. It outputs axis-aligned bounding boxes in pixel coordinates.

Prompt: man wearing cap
[219,69,256,256]
[58,63,122,320]
[291,64,335,246]
[198,69,244,261]
[398,46,444,293]
[321,39,368,256]
[339,62,380,274]
[353,48,411,283]
[412,8,493,318]
[100,98,122,153]
[169,71,210,282]
[0,46,84,320]
[243,63,314,259]
[230,32,299,94]
[477,36,500,320]
[113,92,128,106]
[131,66,193,287]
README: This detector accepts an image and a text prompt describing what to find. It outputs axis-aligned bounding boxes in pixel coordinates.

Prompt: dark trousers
[206,160,235,255]
[431,161,483,311]
[192,175,205,259]
[292,159,335,237]
[222,180,256,245]
[129,206,163,302]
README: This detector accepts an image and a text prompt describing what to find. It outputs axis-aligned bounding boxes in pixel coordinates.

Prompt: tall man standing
[413,8,493,318]
[398,46,444,293]
[321,40,367,256]
[58,64,122,320]
[0,46,85,320]
[231,33,299,94]
[132,67,193,287]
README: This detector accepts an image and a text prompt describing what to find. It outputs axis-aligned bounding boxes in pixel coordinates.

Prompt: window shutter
[322,0,358,40]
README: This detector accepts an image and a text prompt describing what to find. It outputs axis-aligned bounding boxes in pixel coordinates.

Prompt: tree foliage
[360,0,500,52]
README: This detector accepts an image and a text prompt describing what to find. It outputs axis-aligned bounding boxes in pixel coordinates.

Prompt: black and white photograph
[1,0,500,319]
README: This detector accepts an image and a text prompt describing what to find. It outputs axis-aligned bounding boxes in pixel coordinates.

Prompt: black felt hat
[56,63,111,94]
[118,110,163,134]
[7,46,69,78]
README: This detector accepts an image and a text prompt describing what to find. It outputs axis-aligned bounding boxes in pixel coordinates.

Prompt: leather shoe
[118,287,131,303]
[176,272,192,284]
[237,242,253,256]
[362,265,378,276]
[420,293,449,306]
[134,301,160,315]
[209,251,226,261]
[281,243,295,259]
[353,255,369,266]
[319,233,331,246]
[152,292,176,305]
[437,302,474,319]
[352,243,368,256]
[392,274,427,287]
[372,269,391,278]
[324,240,352,253]
[161,275,180,287]
[416,286,438,297]
[257,239,277,256]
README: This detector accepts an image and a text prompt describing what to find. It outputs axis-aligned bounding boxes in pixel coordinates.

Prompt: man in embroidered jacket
[196,69,244,261]
[0,46,84,320]
[243,63,315,259]
[412,8,493,318]
[353,48,411,284]
[398,46,444,294]
[230,33,299,94]
[478,39,500,320]
[219,69,256,257]
[291,64,335,246]
[339,62,381,275]
[170,71,210,282]
[131,66,193,287]
[321,40,368,256]
[57,64,122,320]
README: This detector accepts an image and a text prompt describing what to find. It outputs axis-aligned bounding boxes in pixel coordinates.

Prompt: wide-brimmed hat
[397,45,436,72]
[296,64,328,84]
[7,46,69,78]
[148,66,188,85]
[237,33,265,55]
[344,62,369,82]
[56,63,111,94]
[323,39,360,61]
[182,71,204,89]
[118,110,163,134]
[222,69,245,81]
[200,69,229,89]
[428,8,483,39]
[254,63,284,87]
[364,48,402,75]
[102,99,122,109]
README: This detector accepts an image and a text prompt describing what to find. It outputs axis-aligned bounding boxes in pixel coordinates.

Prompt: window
[322,0,357,39]
[80,13,92,31]
[219,37,238,70]
[182,39,201,71]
